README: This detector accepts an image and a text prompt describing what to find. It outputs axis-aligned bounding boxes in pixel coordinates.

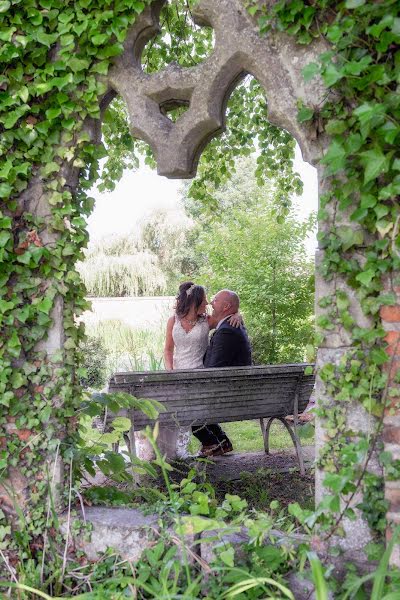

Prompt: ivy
[0,0,153,574]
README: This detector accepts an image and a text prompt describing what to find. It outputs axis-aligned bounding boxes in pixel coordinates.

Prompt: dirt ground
[173,448,315,510]
[83,447,315,512]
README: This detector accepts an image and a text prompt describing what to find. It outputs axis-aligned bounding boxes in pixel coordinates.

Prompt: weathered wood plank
[107,363,315,430]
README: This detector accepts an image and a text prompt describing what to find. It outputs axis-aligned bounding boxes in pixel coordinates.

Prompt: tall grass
[85,319,165,377]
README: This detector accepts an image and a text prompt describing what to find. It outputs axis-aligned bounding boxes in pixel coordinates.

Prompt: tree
[188,156,315,364]
[78,207,193,296]
[139,207,194,293]
[78,230,167,297]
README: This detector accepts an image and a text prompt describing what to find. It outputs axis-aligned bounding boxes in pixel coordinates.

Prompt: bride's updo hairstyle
[175,281,205,318]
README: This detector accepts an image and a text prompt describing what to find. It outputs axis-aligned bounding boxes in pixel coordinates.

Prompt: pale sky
[87,143,318,253]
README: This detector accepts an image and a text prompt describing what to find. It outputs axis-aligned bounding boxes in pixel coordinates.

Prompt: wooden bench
[108,363,315,475]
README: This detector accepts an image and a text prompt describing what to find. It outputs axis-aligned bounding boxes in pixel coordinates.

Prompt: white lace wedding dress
[172,316,209,370]
[171,316,210,457]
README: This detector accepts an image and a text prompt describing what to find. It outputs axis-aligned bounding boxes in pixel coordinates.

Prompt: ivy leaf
[7,331,21,357]
[356,269,375,286]
[36,31,58,47]
[0,183,11,198]
[19,86,29,103]
[37,297,53,315]
[325,119,347,135]
[379,178,400,200]
[11,372,26,389]
[321,140,346,174]
[91,33,109,46]
[302,62,319,81]
[0,392,13,407]
[219,547,235,567]
[91,61,109,75]
[132,1,145,12]
[337,226,364,251]
[45,107,61,120]
[376,220,392,237]
[297,106,314,123]
[64,338,76,350]
[41,162,60,176]
[370,348,389,366]
[322,63,343,87]
[323,473,345,493]
[40,405,52,422]
[359,148,391,184]
[111,417,131,432]
[69,57,91,72]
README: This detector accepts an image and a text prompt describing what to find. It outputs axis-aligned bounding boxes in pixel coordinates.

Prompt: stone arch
[4,0,389,567]
[105,0,329,179]
[99,0,383,558]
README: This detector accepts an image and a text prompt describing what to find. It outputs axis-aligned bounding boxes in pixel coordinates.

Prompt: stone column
[314,168,383,558]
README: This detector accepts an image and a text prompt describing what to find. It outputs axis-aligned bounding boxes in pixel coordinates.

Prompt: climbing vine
[247,0,400,539]
[0,0,153,572]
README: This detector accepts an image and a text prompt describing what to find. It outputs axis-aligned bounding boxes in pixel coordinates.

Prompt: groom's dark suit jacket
[203,320,252,368]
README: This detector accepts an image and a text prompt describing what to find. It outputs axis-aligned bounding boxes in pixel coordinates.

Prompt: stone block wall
[382,279,400,566]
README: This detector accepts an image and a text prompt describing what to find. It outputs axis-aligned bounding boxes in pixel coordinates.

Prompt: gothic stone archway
[3,0,396,566]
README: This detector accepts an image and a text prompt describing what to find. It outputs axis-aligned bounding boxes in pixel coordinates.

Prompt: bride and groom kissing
[164,281,252,458]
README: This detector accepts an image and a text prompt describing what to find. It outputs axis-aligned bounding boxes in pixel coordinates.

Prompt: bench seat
[108,363,315,474]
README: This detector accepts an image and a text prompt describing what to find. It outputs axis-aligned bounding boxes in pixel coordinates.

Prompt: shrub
[79,335,108,389]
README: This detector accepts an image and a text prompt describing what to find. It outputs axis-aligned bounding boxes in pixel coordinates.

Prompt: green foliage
[2,0,400,588]
[101,58,302,220]
[78,207,192,296]
[3,436,399,598]
[0,0,153,571]
[78,248,167,297]
[139,207,194,294]
[79,335,108,389]
[76,391,165,483]
[84,319,165,374]
[188,156,315,363]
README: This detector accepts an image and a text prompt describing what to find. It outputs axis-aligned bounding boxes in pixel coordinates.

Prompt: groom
[193,289,252,457]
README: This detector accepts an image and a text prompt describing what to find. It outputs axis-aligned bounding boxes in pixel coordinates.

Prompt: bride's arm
[164,316,175,370]
[207,313,243,330]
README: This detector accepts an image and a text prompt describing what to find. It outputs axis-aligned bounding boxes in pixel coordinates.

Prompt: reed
[84,319,165,375]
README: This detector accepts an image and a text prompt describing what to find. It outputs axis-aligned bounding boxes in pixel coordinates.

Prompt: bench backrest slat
[108,363,315,430]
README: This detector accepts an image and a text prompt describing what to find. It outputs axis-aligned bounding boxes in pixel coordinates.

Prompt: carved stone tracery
[107,0,328,179]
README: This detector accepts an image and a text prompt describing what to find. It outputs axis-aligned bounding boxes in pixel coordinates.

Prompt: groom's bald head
[211,289,240,320]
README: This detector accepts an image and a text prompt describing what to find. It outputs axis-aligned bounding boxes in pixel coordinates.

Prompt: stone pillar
[314,168,383,557]
[314,257,381,556]
[381,278,400,566]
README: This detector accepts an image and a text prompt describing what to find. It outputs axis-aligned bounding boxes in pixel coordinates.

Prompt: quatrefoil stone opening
[107,0,328,179]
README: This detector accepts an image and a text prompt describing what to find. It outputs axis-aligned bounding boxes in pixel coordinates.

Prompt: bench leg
[260,417,274,454]
[278,417,305,476]
[127,413,139,487]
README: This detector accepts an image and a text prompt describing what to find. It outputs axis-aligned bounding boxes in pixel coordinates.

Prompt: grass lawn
[188,419,314,454]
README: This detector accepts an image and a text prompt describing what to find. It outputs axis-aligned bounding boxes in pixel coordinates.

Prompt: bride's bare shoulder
[166,314,176,328]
